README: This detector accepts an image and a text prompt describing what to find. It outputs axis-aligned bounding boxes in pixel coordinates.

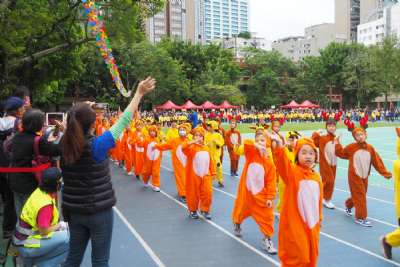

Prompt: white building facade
[202,0,249,43]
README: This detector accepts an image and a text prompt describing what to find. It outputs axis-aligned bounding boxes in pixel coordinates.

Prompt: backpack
[2,118,20,163]
[0,134,51,183]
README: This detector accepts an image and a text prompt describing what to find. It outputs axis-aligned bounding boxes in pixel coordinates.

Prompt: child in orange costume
[231,132,277,254]
[182,126,216,220]
[335,116,392,227]
[142,125,163,192]
[132,121,146,180]
[125,125,135,175]
[270,135,323,267]
[311,111,341,210]
[155,124,190,203]
[225,119,242,177]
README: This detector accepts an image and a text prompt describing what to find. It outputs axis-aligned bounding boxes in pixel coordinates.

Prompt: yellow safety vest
[17,188,59,248]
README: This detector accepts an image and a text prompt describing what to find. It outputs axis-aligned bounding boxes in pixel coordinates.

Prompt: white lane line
[160,165,400,265]
[113,207,167,267]
[209,188,400,266]
[320,232,400,266]
[156,172,280,267]
[334,188,395,205]
[331,206,397,228]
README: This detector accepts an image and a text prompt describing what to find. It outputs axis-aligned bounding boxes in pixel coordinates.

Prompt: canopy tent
[218,100,240,109]
[181,100,201,110]
[155,100,182,110]
[200,101,219,109]
[281,100,300,109]
[298,100,320,109]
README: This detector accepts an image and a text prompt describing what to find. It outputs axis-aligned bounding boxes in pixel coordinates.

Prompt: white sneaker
[355,219,372,227]
[127,172,133,175]
[323,200,335,209]
[143,183,150,188]
[261,238,277,255]
[152,186,160,192]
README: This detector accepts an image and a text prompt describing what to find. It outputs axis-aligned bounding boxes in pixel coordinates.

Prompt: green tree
[370,37,400,108]
[238,31,251,39]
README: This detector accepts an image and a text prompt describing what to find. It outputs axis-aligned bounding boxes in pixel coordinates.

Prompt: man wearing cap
[13,167,69,266]
[0,96,25,239]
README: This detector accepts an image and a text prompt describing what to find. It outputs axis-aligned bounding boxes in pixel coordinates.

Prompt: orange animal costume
[232,140,276,237]
[225,120,242,176]
[273,138,323,267]
[142,125,163,190]
[182,127,216,215]
[155,124,190,199]
[132,121,146,178]
[311,112,341,203]
[335,117,391,222]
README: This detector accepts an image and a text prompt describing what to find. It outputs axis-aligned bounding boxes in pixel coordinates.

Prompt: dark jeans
[0,175,16,235]
[63,208,114,267]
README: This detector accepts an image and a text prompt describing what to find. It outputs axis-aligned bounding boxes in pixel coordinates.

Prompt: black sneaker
[190,211,199,219]
[201,211,212,220]
[381,236,392,259]
[233,223,242,237]
[218,182,224,188]
[179,196,186,204]
[136,175,140,180]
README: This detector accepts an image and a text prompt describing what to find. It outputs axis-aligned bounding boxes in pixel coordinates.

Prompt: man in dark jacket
[0,97,24,238]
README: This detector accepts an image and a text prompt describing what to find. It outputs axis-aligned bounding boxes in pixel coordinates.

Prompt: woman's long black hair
[62,103,96,164]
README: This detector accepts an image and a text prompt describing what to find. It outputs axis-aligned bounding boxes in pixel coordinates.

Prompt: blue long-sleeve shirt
[91,111,132,163]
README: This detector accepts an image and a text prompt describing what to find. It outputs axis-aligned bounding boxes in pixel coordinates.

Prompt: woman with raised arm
[61,77,156,267]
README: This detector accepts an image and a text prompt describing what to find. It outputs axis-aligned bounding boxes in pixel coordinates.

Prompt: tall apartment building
[335,0,360,42]
[357,1,400,46]
[146,0,199,43]
[202,0,249,43]
[272,23,345,62]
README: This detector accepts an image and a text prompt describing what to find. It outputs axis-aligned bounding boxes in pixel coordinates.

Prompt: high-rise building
[201,0,249,43]
[361,0,398,22]
[335,0,360,42]
[357,1,399,46]
[146,0,198,43]
[272,23,345,62]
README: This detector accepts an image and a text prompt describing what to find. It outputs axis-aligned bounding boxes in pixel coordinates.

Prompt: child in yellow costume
[381,128,400,259]
[275,131,301,214]
[205,121,225,187]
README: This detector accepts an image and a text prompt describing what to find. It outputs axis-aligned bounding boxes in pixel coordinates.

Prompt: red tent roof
[181,100,201,110]
[200,101,218,109]
[156,100,182,110]
[281,100,300,109]
[218,100,240,109]
[298,100,320,109]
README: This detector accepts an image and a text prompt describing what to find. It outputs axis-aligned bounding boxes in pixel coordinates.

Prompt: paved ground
[2,126,400,266]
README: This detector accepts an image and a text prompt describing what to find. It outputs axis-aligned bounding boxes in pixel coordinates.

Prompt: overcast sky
[249,0,335,41]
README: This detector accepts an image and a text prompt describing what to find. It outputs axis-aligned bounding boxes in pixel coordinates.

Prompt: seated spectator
[13,167,69,267]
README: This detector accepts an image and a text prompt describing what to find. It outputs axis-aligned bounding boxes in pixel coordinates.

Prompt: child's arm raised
[268,132,295,185]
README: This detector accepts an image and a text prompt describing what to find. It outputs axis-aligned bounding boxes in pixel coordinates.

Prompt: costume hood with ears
[286,131,301,140]
[270,115,285,129]
[250,123,269,134]
[193,126,206,138]
[294,137,318,163]
[322,111,342,126]
[344,115,368,139]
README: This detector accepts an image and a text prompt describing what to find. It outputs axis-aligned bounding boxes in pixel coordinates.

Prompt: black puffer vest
[61,136,116,214]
